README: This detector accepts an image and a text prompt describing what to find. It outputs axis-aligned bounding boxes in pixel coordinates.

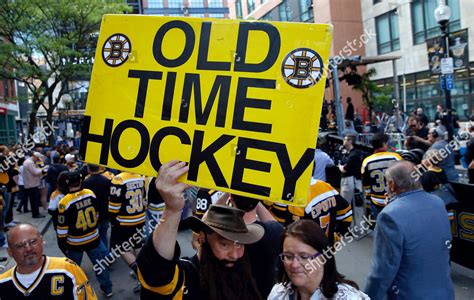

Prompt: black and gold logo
[282,48,323,88]
[102,34,131,67]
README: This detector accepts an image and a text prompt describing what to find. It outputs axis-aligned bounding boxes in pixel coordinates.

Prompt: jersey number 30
[126,189,144,213]
[370,170,386,193]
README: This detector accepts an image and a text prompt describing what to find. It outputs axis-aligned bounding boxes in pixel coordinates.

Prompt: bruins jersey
[57,189,100,251]
[84,169,115,182]
[291,179,352,244]
[361,151,403,207]
[0,256,97,299]
[145,177,164,220]
[109,172,146,227]
[193,189,226,219]
[262,180,352,243]
[261,201,289,226]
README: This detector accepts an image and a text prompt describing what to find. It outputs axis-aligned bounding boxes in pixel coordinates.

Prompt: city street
[3,210,473,300]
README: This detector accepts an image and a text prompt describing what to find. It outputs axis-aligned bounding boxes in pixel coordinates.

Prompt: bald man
[365,161,454,299]
[0,223,97,299]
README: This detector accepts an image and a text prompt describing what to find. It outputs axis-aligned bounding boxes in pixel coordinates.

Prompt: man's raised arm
[152,160,190,260]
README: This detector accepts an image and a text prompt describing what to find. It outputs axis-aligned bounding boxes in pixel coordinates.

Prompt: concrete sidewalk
[0,209,52,272]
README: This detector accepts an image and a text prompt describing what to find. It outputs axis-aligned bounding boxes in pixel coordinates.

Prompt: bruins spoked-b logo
[282,48,323,88]
[102,34,131,67]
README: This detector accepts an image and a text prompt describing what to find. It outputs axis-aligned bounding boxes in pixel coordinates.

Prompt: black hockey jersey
[108,172,146,227]
[193,189,226,219]
[0,256,97,299]
[144,177,164,220]
[57,189,100,251]
[361,151,403,207]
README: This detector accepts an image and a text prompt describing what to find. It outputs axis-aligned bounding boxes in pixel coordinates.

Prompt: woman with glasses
[268,220,368,300]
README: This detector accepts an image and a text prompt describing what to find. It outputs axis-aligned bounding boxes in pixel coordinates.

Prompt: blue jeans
[2,191,10,221]
[98,220,109,249]
[67,241,112,293]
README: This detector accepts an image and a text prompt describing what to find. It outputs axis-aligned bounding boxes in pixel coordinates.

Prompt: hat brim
[187,216,264,244]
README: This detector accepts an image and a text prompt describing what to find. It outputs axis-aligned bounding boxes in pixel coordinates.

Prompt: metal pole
[440,21,453,140]
[330,59,344,136]
[440,22,452,110]
[392,59,401,130]
[402,74,407,112]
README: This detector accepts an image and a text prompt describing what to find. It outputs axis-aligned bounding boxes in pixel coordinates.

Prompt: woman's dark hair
[277,220,358,298]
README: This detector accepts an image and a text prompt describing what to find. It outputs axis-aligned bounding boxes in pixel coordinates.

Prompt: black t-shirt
[46,163,68,191]
[418,113,429,126]
[421,168,448,192]
[341,149,362,179]
[246,220,283,299]
[417,126,429,139]
[82,173,112,221]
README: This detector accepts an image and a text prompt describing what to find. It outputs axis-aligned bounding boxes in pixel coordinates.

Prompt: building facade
[362,0,473,121]
[228,0,367,120]
[140,0,230,18]
[0,79,18,145]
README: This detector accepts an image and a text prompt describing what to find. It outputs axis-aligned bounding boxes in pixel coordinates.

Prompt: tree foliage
[351,68,378,119]
[0,0,129,142]
[372,84,394,114]
[351,68,395,123]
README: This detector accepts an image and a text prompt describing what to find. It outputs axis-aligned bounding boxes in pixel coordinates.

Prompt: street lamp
[61,93,73,138]
[434,0,453,139]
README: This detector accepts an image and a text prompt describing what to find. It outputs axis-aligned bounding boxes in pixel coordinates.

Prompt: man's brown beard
[199,242,262,300]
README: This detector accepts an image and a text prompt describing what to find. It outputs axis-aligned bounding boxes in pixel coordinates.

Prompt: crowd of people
[0,107,472,300]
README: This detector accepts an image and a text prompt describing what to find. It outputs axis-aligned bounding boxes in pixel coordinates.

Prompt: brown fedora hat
[187,205,264,244]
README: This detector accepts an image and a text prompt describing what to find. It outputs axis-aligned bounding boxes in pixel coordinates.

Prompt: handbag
[431,183,458,206]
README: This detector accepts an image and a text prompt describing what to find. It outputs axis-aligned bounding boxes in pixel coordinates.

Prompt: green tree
[351,68,379,125]
[372,84,394,114]
[0,0,129,144]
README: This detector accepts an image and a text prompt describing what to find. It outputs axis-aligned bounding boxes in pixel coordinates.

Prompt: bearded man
[137,160,264,299]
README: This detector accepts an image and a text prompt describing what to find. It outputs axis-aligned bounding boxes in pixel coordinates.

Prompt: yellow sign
[80,15,332,206]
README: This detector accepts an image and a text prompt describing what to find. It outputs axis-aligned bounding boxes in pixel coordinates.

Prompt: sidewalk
[0,209,52,272]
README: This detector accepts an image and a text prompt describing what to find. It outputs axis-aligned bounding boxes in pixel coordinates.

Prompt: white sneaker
[5,222,16,228]
[0,243,7,249]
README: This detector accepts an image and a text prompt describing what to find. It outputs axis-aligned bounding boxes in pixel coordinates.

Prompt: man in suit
[365,161,454,299]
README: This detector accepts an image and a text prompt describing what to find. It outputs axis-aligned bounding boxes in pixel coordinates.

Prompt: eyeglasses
[11,238,41,250]
[279,252,322,263]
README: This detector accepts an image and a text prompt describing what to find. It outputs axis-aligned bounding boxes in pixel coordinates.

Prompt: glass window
[148,0,163,7]
[189,0,203,7]
[168,0,181,8]
[208,0,223,8]
[411,0,461,44]
[3,80,9,98]
[209,13,225,18]
[190,13,205,17]
[299,0,313,22]
[278,0,292,21]
[375,10,400,54]
[260,12,271,20]
[235,0,242,18]
[247,0,255,13]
